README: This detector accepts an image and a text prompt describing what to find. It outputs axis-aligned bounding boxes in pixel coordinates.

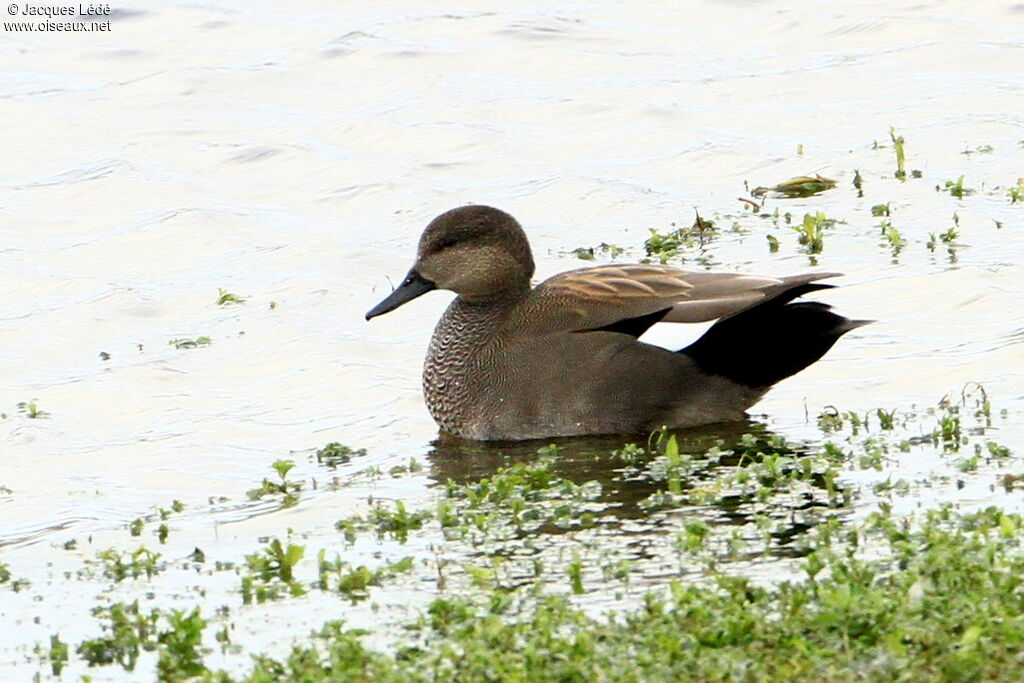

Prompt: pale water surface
[1,0,1023,678]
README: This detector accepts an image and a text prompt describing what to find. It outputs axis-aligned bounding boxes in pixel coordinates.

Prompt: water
[1,0,1022,678]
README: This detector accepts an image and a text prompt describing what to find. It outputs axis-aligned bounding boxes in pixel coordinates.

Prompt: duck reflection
[424,419,843,556]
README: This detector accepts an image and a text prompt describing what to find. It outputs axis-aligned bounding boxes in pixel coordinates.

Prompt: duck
[366,205,868,440]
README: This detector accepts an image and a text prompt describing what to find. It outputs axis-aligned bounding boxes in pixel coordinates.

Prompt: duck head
[366,205,535,319]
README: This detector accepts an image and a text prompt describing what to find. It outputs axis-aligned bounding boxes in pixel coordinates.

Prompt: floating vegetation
[571,242,625,260]
[942,175,976,198]
[927,214,962,261]
[792,211,837,254]
[127,501,185,543]
[644,212,718,263]
[367,500,432,543]
[318,554,414,603]
[890,126,906,180]
[46,635,68,676]
[215,288,245,305]
[1007,178,1023,204]
[73,602,208,677]
[11,379,1022,681]
[878,220,906,258]
[168,337,212,349]
[16,400,49,419]
[246,459,302,507]
[961,143,994,155]
[752,174,837,198]
[242,538,306,603]
[315,442,368,469]
[95,547,163,582]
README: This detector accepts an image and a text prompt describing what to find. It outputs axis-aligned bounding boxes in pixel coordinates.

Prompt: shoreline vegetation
[10,384,1020,682]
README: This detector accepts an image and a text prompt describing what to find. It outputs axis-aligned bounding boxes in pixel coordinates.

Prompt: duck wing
[510,264,841,338]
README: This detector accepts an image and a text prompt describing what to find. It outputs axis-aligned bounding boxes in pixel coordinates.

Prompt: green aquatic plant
[45,634,69,676]
[889,126,906,180]
[1007,178,1023,204]
[874,408,898,430]
[317,553,414,603]
[793,211,835,254]
[126,501,184,542]
[961,143,993,155]
[16,400,49,419]
[216,288,245,305]
[22,376,1024,681]
[927,226,959,252]
[610,442,646,464]
[644,213,718,263]
[247,459,301,506]
[879,220,906,257]
[942,175,975,198]
[96,547,163,582]
[315,442,367,469]
[926,214,960,260]
[752,174,837,198]
[204,503,1024,682]
[367,500,432,544]
[987,441,1012,458]
[76,601,159,670]
[566,553,585,595]
[75,603,209,676]
[439,451,601,539]
[156,608,209,681]
[571,243,625,260]
[388,458,423,477]
[242,538,306,604]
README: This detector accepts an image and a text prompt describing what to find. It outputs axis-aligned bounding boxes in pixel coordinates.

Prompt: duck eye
[436,236,459,251]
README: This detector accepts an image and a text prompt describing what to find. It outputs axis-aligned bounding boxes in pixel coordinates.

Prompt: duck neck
[456,279,530,309]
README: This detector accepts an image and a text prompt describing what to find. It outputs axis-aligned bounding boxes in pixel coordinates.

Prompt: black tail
[681,283,869,389]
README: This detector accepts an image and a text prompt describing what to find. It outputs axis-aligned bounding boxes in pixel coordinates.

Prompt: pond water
[1,0,1022,679]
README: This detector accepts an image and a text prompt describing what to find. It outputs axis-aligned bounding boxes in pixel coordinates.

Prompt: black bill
[365,268,437,320]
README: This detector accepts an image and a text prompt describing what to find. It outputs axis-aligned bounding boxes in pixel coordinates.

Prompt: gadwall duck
[367,205,868,440]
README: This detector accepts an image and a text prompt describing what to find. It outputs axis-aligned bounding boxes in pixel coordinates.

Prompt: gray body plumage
[424,297,761,440]
[367,205,868,441]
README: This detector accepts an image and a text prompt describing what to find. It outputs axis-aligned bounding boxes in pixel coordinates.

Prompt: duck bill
[365,269,437,320]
